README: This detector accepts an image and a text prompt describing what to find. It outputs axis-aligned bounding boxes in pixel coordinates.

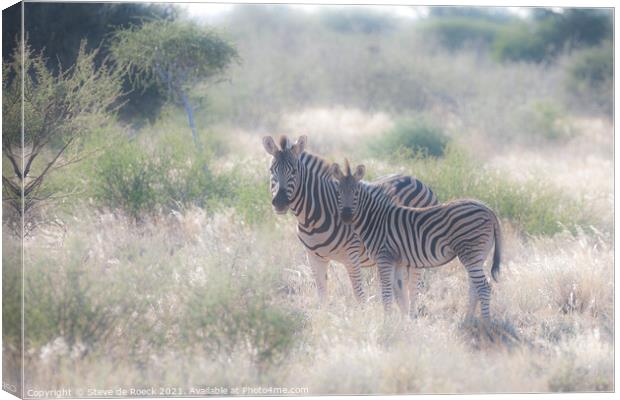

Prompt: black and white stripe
[330,160,501,323]
[263,135,438,303]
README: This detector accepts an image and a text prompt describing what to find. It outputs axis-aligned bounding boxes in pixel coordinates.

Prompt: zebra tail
[491,216,501,282]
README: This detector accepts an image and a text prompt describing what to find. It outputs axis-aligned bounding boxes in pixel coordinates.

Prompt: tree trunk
[179,91,201,150]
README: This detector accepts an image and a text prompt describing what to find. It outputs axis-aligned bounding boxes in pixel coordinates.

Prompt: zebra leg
[376,256,395,312]
[407,267,422,319]
[393,265,410,317]
[466,279,479,321]
[307,252,328,305]
[465,264,492,325]
[344,248,367,303]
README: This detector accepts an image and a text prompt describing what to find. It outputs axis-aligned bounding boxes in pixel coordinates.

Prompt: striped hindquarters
[372,174,438,208]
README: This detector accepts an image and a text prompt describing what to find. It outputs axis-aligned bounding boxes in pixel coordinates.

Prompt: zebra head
[262,135,307,214]
[329,159,365,224]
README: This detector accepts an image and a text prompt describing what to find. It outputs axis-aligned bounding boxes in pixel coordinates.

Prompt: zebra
[329,159,501,325]
[262,135,438,303]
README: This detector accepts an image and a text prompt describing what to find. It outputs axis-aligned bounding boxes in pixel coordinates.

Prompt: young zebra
[262,135,438,303]
[329,159,501,324]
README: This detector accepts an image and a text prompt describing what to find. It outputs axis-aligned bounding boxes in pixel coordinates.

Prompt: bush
[3,237,22,351]
[369,118,449,158]
[518,99,575,143]
[94,142,161,219]
[320,9,396,34]
[493,10,612,63]
[422,17,501,50]
[493,22,550,63]
[393,144,591,236]
[24,235,155,352]
[93,133,231,220]
[182,282,303,369]
[217,168,273,226]
[565,42,613,116]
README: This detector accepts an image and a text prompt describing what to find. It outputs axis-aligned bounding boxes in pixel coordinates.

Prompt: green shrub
[93,141,162,219]
[221,169,273,226]
[320,9,395,34]
[422,17,501,50]
[492,22,549,63]
[519,100,575,143]
[24,236,153,351]
[181,267,303,369]
[394,144,590,236]
[493,10,612,63]
[369,118,449,158]
[2,237,22,347]
[183,288,302,369]
[565,42,613,116]
[92,131,232,220]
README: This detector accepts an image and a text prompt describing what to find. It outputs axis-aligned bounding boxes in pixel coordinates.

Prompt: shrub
[2,238,22,349]
[565,42,613,116]
[422,17,501,50]
[219,168,273,226]
[393,144,591,236]
[369,118,449,158]
[93,141,162,219]
[518,99,575,143]
[24,236,152,352]
[320,9,396,34]
[182,283,303,369]
[492,22,550,63]
[2,39,123,225]
[493,10,612,63]
[92,133,231,220]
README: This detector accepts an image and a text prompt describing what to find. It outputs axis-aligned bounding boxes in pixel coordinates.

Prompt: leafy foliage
[421,17,502,50]
[2,40,124,228]
[109,19,239,144]
[518,100,575,142]
[368,118,449,158]
[565,42,613,116]
[92,134,230,221]
[493,9,612,63]
[109,19,239,97]
[394,145,592,235]
[3,3,177,122]
[320,8,396,34]
[182,278,303,368]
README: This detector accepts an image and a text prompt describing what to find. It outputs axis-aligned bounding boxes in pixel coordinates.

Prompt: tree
[2,40,124,230]
[3,2,176,123]
[109,19,239,148]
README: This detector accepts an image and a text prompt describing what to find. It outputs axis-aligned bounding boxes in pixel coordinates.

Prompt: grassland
[2,106,611,394]
[2,5,613,396]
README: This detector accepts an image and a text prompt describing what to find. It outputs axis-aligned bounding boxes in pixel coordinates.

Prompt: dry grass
[12,194,613,393]
[8,103,612,394]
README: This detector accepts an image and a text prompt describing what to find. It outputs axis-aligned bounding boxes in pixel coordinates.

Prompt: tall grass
[13,204,612,393]
[365,144,594,236]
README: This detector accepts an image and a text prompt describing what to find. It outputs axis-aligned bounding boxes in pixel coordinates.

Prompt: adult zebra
[262,135,438,303]
[329,160,501,325]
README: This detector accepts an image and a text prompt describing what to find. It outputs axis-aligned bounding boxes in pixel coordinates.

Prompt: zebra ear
[329,163,344,180]
[353,165,366,181]
[262,136,278,155]
[292,135,307,156]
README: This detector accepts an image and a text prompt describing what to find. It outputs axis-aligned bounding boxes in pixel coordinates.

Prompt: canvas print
[2,1,614,397]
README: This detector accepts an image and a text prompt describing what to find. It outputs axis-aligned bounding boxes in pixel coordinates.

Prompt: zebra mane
[299,151,334,177]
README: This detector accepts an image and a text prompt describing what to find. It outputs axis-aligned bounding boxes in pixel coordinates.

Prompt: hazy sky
[179,3,532,23]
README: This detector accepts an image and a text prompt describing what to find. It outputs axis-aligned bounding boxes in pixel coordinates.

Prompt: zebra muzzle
[341,207,354,223]
[272,190,290,214]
